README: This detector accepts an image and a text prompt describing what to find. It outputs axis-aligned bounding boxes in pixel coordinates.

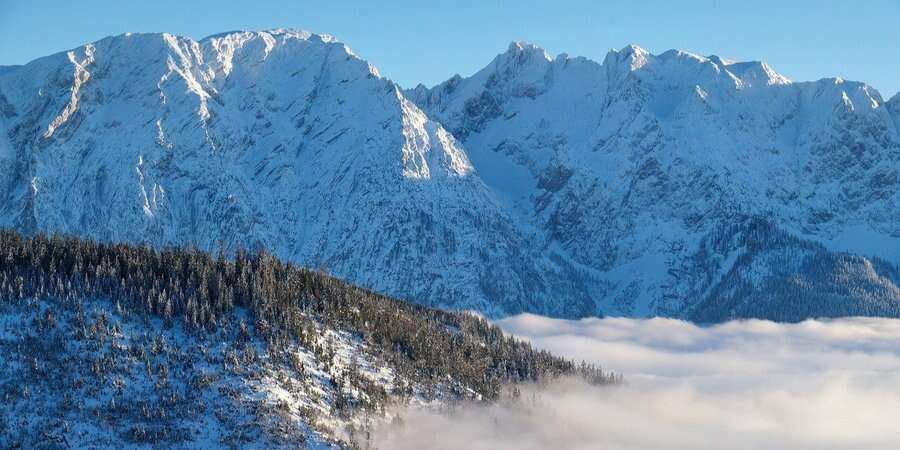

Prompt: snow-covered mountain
[2,30,899,319]
[409,42,900,318]
[0,30,595,318]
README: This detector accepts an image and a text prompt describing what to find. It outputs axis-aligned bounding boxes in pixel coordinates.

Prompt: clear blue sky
[2,0,898,98]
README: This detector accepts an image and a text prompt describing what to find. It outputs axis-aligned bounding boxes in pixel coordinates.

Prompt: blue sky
[2,0,898,97]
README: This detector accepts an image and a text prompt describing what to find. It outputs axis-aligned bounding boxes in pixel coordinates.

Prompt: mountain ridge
[409,39,900,317]
[2,30,899,320]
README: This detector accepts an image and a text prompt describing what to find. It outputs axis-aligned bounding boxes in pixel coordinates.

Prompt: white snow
[43,44,95,138]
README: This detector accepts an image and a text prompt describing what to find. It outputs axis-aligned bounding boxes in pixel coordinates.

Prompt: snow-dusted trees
[685,218,900,322]
[0,230,618,401]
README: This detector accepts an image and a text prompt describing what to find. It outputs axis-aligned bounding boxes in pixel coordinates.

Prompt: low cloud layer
[374,315,900,449]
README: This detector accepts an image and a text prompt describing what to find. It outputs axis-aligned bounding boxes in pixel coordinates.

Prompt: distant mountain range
[2,29,899,321]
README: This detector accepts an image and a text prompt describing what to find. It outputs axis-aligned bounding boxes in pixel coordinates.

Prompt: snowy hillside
[2,30,899,319]
[0,231,610,448]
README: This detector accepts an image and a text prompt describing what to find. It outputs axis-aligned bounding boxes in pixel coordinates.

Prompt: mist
[374,315,900,449]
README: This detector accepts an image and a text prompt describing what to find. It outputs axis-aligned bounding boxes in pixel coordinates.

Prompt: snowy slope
[0,297,358,448]
[410,42,900,316]
[0,30,595,318]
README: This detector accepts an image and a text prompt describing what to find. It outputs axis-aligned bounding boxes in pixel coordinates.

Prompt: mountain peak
[603,44,651,71]
[889,91,900,107]
[503,40,552,61]
[889,93,900,126]
[599,44,792,88]
[707,54,736,66]
[620,43,649,56]
[722,58,791,86]
[198,28,334,44]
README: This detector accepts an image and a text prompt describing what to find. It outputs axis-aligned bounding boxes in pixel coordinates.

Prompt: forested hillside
[685,220,900,322]
[0,231,617,448]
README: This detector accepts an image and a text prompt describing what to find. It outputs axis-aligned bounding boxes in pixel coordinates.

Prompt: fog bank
[375,316,900,449]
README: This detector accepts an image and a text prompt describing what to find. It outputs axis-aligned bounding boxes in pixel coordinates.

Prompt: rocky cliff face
[2,31,899,319]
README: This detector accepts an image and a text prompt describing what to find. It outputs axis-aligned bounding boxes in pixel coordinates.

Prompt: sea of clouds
[374,315,900,449]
